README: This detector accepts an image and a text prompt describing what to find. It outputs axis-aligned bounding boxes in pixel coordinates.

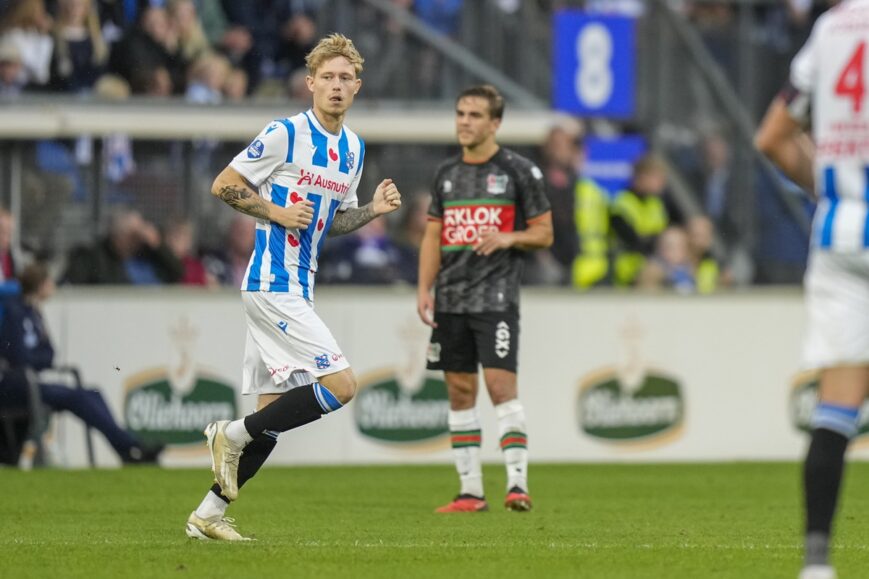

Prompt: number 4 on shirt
[836,41,866,114]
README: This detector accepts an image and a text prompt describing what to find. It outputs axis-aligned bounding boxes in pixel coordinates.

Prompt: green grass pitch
[2,463,868,578]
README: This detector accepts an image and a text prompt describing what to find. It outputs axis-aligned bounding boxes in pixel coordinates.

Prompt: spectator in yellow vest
[610,154,681,286]
[572,174,611,289]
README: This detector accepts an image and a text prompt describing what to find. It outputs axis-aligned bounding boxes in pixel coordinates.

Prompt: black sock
[210,431,278,503]
[804,428,849,565]
[242,384,327,437]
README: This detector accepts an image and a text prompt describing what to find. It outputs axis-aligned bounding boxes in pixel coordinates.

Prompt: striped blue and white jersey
[230,110,365,298]
[789,0,869,251]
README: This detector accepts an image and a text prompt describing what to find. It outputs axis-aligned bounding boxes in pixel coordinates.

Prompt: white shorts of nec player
[241,292,350,395]
[803,250,869,370]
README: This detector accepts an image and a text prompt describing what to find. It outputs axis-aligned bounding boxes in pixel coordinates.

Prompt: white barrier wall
[39,288,841,468]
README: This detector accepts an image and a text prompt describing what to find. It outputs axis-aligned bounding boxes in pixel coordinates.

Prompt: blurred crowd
[4,0,829,102]
[0,120,735,294]
[0,0,830,292]
[0,0,512,100]
[0,0,329,99]
[527,122,731,294]
[0,196,429,288]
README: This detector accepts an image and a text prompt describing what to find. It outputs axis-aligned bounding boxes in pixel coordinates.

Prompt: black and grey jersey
[428,147,550,314]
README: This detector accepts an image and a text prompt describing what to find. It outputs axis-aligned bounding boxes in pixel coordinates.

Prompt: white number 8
[575,23,614,109]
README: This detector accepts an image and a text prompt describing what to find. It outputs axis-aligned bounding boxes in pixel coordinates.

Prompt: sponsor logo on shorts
[276,320,288,335]
[495,321,510,359]
[247,139,265,159]
[331,353,344,362]
[268,364,291,377]
[426,342,441,363]
[123,318,237,449]
[314,354,331,370]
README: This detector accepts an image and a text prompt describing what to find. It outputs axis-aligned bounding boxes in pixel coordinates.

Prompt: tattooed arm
[211,166,271,219]
[211,166,314,229]
[330,178,403,236]
[329,204,376,236]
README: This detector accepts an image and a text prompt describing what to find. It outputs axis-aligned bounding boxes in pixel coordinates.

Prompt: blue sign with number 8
[553,12,636,118]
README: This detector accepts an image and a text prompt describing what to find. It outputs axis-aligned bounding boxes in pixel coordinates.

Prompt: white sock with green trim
[449,408,483,498]
[495,399,528,492]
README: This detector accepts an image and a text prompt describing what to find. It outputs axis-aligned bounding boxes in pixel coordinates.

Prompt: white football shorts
[803,250,869,370]
[241,291,350,395]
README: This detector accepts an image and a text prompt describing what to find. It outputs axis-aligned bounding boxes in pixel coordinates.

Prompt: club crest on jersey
[346,151,355,170]
[247,139,265,159]
[486,174,509,195]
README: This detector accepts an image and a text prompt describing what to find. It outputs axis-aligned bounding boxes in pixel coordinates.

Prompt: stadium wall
[41,288,840,468]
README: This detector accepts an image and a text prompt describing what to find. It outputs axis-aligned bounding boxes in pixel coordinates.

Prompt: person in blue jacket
[0,262,161,464]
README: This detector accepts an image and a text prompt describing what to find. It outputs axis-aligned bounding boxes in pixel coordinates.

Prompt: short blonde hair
[305,33,364,77]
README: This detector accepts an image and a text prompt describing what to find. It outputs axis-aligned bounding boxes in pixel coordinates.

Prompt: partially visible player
[184,33,401,541]
[417,85,553,513]
[756,2,869,578]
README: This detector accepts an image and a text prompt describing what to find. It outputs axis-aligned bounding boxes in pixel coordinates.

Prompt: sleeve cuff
[229,161,262,188]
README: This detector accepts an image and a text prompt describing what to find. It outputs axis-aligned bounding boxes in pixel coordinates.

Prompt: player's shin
[803,402,858,567]
[204,429,280,509]
[495,399,528,492]
[240,383,343,438]
[449,408,484,498]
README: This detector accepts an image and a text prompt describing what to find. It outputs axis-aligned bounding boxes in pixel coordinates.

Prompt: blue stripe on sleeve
[338,129,350,174]
[304,112,329,168]
[298,193,323,300]
[278,118,295,163]
[246,228,267,291]
[269,185,289,292]
[356,137,365,176]
[820,167,838,249]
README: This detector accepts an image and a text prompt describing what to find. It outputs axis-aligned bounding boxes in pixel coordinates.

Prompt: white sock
[225,419,254,445]
[195,491,229,520]
[495,399,528,492]
[449,408,484,498]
